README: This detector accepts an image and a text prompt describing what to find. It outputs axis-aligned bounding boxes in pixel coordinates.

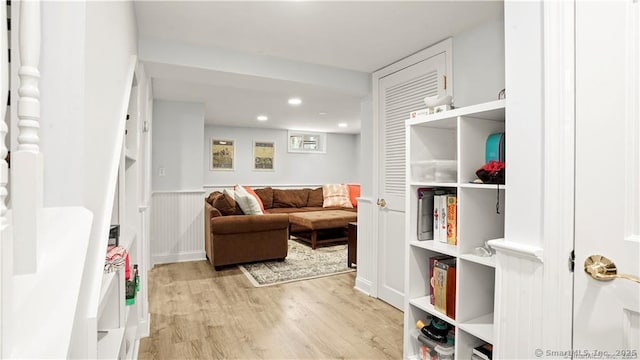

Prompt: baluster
[0,1,7,357]
[0,0,8,230]
[12,0,41,274]
[17,0,39,152]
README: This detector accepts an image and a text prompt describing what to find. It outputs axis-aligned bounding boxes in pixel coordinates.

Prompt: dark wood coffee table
[288,210,357,249]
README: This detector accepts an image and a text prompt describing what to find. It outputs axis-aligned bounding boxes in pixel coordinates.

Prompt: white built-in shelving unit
[97,72,147,360]
[404,99,506,359]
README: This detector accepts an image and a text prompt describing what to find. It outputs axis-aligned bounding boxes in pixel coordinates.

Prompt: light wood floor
[138,261,403,360]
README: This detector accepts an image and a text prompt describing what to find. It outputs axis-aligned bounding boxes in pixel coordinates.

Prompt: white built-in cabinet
[98,72,147,359]
[404,100,506,359]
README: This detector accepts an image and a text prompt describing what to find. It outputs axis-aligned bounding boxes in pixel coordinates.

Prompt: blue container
[485,132,505,163]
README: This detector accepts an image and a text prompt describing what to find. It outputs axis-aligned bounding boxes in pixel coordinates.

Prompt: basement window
[287,131,326,153]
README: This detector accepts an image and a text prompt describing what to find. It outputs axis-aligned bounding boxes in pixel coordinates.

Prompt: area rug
[238,239,355,287]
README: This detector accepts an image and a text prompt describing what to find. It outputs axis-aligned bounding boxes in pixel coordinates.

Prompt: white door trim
[370,38,453,300]
[541,0,574,350]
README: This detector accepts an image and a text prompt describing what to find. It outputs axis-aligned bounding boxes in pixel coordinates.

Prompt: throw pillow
[348,184,360,208]
[233,186,264,215]
[322,184,353,208]
[210,191,244,216]
[243,186,265,212]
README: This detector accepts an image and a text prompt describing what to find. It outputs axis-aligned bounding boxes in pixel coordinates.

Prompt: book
[433,194,441,242]
[433,260,448,313]
[446,195,457,245]
[429,255,451,305]
[417,188,434,240]
[473,343,493,360]
[439,194,448,243]
[446,263,456,319]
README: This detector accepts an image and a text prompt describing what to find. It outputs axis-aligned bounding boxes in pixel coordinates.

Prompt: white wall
[359,94,373,198]
[203,125,359,187]
[453,17,505,107]
[152,100,204,191]
[503,3,543,247]
[39,1,86,207]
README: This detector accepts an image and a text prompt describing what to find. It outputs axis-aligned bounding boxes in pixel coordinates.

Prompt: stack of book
[429,256,456,319]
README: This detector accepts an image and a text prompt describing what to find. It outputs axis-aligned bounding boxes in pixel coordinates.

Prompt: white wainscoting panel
[489,240,545,359]
[355,197,376,296]
[151,191,206,266]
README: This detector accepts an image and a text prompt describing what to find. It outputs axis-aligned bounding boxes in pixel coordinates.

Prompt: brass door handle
[376,198,387,208]
[584,255,640,284]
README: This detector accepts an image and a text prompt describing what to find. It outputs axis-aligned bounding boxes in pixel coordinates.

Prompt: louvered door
[377,53,446,310]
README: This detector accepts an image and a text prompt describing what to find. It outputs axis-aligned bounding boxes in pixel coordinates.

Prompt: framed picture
[210,139,235,171]
[253,141,275,171]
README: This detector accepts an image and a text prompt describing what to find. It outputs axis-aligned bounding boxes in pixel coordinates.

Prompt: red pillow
[244,186,265,212]
[347,184,360,208]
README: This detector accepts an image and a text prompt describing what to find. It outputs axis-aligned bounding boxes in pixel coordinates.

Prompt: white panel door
[377,54,446,310]
[574,0,640,351]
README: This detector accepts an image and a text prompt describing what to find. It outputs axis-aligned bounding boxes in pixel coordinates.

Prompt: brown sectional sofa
[204,187,356,269]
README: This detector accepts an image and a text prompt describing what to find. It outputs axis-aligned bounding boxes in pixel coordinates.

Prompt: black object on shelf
[109,225,120,247]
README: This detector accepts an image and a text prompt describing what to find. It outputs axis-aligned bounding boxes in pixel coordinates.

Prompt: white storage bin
[411,160,457,182]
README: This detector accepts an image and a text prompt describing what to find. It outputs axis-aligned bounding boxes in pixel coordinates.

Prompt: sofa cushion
[264,208,301,214]
[254,187,274,209]
[307,187,324,207]
[209,191,244,215]
[233,187,264,215]
[322,184,353,208]
[273,189,310,208]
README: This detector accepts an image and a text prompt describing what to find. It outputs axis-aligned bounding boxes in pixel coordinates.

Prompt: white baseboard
[355,276,373,296]
[151,251,206,266]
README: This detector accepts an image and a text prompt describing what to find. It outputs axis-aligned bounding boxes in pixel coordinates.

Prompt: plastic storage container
[434,344,454,360]
[411,160,457,182]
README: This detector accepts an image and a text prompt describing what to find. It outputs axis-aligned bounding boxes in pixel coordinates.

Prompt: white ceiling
[135,1,504,133]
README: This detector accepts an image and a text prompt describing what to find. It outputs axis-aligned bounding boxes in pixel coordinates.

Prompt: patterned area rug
[238,239,355,287]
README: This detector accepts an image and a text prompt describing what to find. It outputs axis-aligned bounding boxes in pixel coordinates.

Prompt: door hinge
[443,75,447,90]
[568,250,575,272]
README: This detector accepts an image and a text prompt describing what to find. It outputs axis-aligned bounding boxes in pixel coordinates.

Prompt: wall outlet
[158,167,165,177]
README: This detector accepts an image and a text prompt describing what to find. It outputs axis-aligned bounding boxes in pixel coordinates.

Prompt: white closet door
[573,0,640,350]
[376,53,447,310]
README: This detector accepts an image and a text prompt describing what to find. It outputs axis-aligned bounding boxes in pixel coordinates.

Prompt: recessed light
[338,123,348,128]
[288,97,302,106]
[257,115,268,121]
[319,112,328,116]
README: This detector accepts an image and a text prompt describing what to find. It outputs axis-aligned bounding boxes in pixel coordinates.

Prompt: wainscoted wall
[150,191,206,266]
[489,240,544,359]
[355,198,376,296]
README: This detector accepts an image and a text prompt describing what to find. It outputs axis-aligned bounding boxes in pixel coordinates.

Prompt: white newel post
[12,0,42,274]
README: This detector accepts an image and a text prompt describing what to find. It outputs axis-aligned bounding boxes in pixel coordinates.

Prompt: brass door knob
[584,255,640,284]
[376,198,387,208]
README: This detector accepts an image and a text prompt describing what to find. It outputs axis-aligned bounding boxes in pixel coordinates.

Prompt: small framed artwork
[210,139,235,171]
[253,141,275,171]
